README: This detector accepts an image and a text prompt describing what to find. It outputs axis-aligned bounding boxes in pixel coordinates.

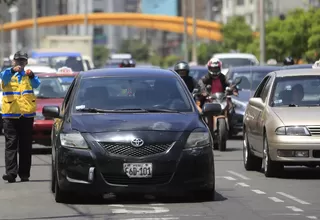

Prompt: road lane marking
[268,197,284,203]
[306,216,318,219]
[227,170,250,180]
[277,192,311,205]
[112,206,170,214]
[286,206,304,212]
[150,203,165,206]
[251,189,266,194]
[236,182,250,187]
[109,204,125,207]
[223,176,236,181]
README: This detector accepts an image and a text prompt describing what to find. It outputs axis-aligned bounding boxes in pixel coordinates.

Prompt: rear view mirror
[248,97,263,108]
[193,88,199,93]
[202,103,222,116]
[234,77,242,85]
[42,106,61,119]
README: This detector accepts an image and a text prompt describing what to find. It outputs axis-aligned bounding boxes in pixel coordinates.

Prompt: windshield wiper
[114,108,180,113]
[76,108,115,113]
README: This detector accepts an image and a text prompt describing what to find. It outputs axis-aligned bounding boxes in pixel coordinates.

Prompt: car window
[229,70,273,90]
[35,76,75,98]
[189,68,207,81]
[219,58,257,69]
[73,76,193,112]
[253,76,270,98]
[271,75,320,107]
[261,76,273,102]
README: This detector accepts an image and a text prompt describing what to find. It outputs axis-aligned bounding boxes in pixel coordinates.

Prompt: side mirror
[248,97,264,108]
[234,77,242,85]
[193,88,199,94]
[202,103,222,116]
[42,106,61,119]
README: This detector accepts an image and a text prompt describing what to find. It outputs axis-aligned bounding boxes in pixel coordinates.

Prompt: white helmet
[207,58,222,76]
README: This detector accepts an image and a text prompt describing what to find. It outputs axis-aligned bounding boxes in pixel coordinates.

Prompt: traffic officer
[0,51,40,183]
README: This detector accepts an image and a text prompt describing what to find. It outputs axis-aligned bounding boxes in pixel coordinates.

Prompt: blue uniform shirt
[0,67,41,88]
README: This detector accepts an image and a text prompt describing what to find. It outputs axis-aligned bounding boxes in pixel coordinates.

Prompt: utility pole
[191,0,197,64]
[9,6,18,54]
[259,0,266,64]
[32,0,39,49]
[182,0,188,62]
[84,0,88,35]
[0,17,4,64]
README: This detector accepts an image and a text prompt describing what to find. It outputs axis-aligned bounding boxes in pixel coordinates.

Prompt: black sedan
[225,65,282,135]
[43,68,221,203]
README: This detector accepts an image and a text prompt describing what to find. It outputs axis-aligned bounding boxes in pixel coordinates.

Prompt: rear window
[219,58,257,69]
[73,76,192,112]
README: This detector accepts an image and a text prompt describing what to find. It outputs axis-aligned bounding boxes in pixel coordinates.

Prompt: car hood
[36,98,64,112]
[70,113,201,133]
[273,107,320,125]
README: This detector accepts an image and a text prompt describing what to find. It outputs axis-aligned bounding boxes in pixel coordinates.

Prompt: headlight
[185,129,210,148]
[35,112,44,120]
[60,132,89,149]
[275,126,310,136]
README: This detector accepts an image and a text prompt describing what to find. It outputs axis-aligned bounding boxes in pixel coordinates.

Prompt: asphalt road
[0,136,320,220]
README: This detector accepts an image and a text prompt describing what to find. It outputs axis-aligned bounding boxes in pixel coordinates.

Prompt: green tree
[119,39,150,61]
[93,46,109,68]
[196,42,224,64]
[306,9,320,61]
[221,16,254,52]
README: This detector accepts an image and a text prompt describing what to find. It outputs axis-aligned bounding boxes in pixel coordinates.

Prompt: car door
[245,76,271,152]
[254,74,274,152]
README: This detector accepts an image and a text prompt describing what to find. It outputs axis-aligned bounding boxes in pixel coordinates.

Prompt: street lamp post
[0,17,4,63]
[9,5,18,54]
[32,0,39,49]
[84,0,88,35]
[259,0,266,64]
[182,0,188,62]
[191,0,197,64]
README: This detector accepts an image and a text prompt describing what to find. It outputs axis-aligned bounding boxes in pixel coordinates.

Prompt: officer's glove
[25,69,35,79]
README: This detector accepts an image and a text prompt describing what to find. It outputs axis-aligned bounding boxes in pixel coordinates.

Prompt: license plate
[123,163,152,178]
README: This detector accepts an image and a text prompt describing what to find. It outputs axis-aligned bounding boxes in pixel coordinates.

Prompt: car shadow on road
[65,191,227,205]
[278,167,320,179]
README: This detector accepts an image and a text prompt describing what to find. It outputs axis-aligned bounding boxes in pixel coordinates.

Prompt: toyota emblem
[131,138,144,148]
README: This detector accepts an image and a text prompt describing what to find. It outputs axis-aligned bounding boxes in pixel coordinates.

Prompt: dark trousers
[3,117,34,178]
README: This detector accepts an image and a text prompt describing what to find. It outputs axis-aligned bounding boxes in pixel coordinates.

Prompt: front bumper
[33,119,53,145]
[269,135,320,164]
[56,144,215,195]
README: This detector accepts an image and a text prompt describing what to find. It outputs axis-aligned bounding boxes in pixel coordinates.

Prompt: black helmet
[174,61,190,76]
[283,56,294,66]
[120,59,136,67]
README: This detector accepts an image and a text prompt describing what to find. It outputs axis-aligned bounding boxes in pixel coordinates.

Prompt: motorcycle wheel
[217,118,227,151]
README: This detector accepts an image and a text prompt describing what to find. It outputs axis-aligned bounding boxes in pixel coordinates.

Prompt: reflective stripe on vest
[1,75,36,118]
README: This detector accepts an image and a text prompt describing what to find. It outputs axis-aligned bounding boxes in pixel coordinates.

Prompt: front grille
[313,150,320,158]
[99,142,173,157]
[102,173,172,185]
[307,126,320,135]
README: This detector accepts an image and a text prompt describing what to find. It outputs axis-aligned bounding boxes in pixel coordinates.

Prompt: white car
[25,65,57,74]
[212,53,259,74]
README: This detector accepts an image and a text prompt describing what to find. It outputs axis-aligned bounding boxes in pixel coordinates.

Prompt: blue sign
[141,0,177,16]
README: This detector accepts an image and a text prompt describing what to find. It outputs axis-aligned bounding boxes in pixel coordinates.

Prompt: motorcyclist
[196,58,235,110]
[120,59,136,67]
[283,56,294,66]
[173,61,197,93]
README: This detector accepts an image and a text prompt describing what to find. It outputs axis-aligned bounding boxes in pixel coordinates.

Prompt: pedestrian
[0,51,40,183]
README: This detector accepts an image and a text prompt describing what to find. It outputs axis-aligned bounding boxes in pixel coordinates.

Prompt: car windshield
[34,76,75,98]
[229,71,271,90]
[35,56,84,72]
[73,76,192,112]
[189,68,207,81]
[271,75,320,107]
[219,58,256,69]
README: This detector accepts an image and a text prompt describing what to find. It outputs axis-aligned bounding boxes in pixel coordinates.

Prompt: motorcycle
[195,78,241,151]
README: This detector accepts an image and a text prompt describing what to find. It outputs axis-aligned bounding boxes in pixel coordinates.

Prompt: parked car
[43,67,221,203]
[33,72,78,146]
[225,65,282,135]
[243,69,320,177]
[189,66,207,81]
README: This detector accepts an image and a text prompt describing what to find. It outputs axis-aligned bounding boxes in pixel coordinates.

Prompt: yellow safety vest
[1,74,36,118]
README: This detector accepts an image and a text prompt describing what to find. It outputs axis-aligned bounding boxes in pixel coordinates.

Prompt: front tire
[54,170,72,203]
[262,134,283,177]
[217,118,227,151]
[243,130,262,171]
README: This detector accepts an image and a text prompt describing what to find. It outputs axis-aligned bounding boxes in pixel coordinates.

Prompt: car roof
[282,64,313,69]
[274,68,320,77]
[80,68,177,78]
[213,53,257,59]
[190,66,206,69]
[229,65,282,72]
[37,72,79,77]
